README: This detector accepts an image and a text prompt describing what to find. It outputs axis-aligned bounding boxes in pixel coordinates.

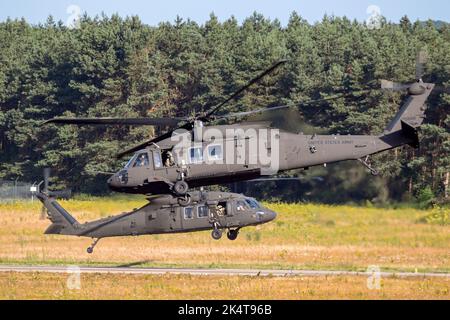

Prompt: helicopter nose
[107,173,120,189]
[107,174,115,186]
[107,170,129,189]
[264,209,277,222]
[256,209,277,223]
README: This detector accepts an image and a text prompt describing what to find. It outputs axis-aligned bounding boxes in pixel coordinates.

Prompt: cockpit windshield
[124,154,138,169]
[124,152,149,168]
[245,198,261,209]
[133,152,149,167]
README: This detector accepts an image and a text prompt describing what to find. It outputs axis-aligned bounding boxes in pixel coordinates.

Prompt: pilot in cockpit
[134,153,149,167]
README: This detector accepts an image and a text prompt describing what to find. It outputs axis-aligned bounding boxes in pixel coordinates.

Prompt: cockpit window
[245,199,261,209]
[153,151,162,169]
[124,154,137,168]
[236,200,249,211]
[133,152,149,167]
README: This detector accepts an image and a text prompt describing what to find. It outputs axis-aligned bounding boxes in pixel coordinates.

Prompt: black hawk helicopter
[38,52,444,253]
[37,189,276,253]
[42,54,439,206]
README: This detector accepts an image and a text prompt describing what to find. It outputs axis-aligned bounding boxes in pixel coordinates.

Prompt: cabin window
[218,201,227,215]
[162,149,176,167]
[133,152,149,167]
[208,144,223,161]
[153,151,162,169]
[197,205,209,218]
[189,147,203,164]
[184,207,194,219]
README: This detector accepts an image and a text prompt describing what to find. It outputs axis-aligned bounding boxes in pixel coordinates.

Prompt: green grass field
[0,198,448,271]
[0,198,448,299]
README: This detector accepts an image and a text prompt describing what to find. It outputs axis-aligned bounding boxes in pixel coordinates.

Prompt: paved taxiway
[0,265,448,278]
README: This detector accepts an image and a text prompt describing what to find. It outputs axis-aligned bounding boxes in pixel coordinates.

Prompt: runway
[0,265,449,278]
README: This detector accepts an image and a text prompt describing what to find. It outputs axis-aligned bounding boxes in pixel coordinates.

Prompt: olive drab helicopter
[37,189,277,253]
[42,53,441,207]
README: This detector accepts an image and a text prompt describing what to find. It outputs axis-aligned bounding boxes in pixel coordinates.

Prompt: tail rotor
[381,49,429,95]
[39,168,51,220]
[415,50,428,81]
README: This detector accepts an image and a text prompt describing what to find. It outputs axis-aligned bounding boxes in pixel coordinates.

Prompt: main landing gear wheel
[227,229,239,241]
[177,194,191,206]
[173,180,189,196]
[211,229,222,240]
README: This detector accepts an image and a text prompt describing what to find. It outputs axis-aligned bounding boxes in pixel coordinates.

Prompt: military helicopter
[42,54,438,205]
[37,190,277,253]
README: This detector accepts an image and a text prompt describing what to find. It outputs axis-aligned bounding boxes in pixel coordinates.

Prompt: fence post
[14,177,19,202]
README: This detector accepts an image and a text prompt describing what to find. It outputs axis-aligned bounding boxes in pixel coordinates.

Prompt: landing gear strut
[87,238,100,254]
[211,222,222,240]
[227,229,239,241]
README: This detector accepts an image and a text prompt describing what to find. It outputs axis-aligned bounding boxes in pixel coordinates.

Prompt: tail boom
[36,192,80,236]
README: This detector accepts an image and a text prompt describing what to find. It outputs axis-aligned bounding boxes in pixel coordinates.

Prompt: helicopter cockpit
[122,148,177,170]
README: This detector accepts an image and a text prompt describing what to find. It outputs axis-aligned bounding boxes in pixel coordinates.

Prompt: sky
[0,0,449,26]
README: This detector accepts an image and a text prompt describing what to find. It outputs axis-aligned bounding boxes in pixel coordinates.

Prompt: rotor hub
[408,81,426,95]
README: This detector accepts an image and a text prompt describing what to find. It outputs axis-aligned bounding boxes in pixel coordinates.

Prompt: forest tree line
[0,12,448,204]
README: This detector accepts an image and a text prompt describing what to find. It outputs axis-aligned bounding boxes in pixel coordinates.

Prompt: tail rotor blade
[43,168,50,193]
[416,50,428,80]
[40,168,51,220]
[381,79,411,91]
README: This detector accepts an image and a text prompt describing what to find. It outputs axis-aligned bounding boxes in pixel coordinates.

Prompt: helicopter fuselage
[37,191,277,253]
[106,122,405,196]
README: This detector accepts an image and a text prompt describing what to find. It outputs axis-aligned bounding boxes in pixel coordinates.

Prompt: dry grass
[0,272,448,300]
[0,199,448,273]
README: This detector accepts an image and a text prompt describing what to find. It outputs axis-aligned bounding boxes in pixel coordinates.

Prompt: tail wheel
[86,238,100,254]
[173,180,189,196]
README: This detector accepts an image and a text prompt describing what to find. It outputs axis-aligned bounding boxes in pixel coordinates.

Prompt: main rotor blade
[203,59,288,119]
[216,94,351,121]
[41,117,184,127]
[432,85,450,94]
[116,139,159,159]
[381,80,411,91]
[115,60,289,158]
[116,122,193,159]
[84,170,116,175]
[216,105,291,119]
